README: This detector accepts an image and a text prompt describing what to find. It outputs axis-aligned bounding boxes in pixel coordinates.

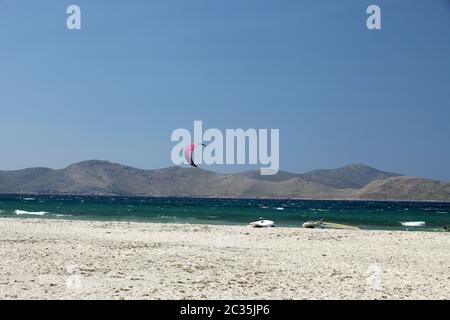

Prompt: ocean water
[1,194,450,231]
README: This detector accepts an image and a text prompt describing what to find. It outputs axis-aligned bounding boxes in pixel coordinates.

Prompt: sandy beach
[0,218,449,300]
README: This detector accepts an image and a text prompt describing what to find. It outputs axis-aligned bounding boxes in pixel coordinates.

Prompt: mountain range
[0,160,449,201]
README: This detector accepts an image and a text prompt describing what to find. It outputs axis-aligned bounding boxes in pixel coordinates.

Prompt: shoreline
[1,218,449,299]
[2,215,448,233]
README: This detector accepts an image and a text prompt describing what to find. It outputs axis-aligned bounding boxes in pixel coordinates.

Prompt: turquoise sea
[1,194,450,231]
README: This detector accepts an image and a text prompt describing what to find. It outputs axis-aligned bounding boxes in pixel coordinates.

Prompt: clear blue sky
[1,0,449,180]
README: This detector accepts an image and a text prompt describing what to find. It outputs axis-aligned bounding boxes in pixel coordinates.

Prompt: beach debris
[302,220,359,230]
[249,220,275,228]
[184,143,206,168]
[302,222,315,228]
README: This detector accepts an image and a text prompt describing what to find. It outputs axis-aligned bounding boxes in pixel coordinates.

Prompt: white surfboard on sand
[249,220,275,228]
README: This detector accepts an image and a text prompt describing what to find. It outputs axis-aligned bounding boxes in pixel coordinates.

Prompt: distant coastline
[0,160,449,201]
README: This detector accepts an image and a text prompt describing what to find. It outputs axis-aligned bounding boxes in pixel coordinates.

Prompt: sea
[1,194,450,232]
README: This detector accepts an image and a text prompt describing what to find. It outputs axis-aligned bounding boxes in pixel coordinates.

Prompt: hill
[0,160,448,201]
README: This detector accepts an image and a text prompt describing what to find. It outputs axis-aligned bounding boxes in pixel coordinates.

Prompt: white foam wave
[275,207,285,211]
[15,210,48,216]
[400,221,426,227]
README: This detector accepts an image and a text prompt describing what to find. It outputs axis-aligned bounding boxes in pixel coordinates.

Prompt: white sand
[0,218,449,300]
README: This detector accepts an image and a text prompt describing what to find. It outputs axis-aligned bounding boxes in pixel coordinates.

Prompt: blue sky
[0,0,449,180]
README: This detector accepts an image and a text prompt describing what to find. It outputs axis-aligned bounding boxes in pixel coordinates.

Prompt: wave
[400,221,426,227]
[22,198,36,201]
[275,207,285,211]
[15,210,48,216]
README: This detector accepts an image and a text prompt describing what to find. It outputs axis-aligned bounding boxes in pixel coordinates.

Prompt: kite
[184,143,206,168]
